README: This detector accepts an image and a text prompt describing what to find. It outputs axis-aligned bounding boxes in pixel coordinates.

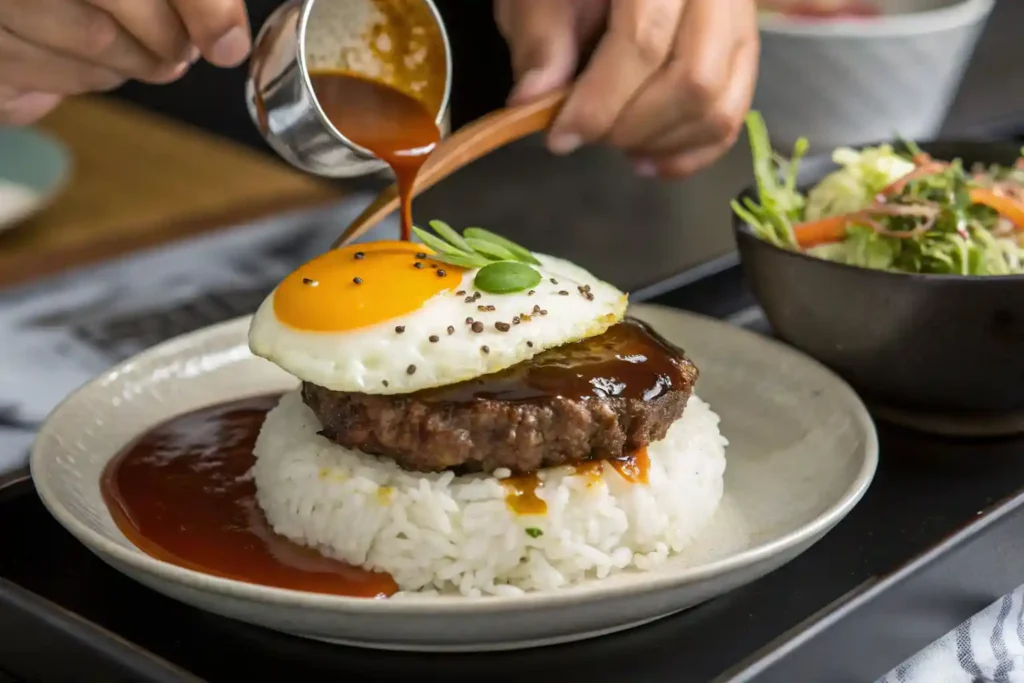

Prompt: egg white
[248,253,627,394]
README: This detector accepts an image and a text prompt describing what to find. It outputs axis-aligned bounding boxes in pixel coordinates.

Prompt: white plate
[30,303,878,652]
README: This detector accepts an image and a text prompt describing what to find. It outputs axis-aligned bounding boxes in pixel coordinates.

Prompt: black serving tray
[4,263,1024,683]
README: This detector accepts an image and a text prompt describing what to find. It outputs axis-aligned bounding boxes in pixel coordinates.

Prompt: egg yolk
[273,241,466,332]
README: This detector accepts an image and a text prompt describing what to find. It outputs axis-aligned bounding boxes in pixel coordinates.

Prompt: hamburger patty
[301,318,699,474]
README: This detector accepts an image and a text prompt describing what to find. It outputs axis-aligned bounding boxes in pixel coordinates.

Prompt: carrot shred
[969,188,1024,229]
[878,162,947,198]
[793,215,851,248]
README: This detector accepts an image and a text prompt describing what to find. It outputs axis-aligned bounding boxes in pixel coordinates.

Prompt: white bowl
[755,0,995,150]
[29,304,878,652]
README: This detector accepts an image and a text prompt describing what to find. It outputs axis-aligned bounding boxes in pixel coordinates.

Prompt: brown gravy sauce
[416,318,691,404]
[308,70,440,241]
[101,395,398,599]
[504,448,650,516]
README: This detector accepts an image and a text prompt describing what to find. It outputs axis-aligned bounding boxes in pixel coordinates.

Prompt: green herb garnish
[428,220,473,252]
[525,527,543,538]
[412,221,542,293]
[463,227,542,265]
[475,261,542,293]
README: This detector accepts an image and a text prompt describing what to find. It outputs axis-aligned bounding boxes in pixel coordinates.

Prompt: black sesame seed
[414,262,424,269]
[486,305,496,312]
[512,316,520,325]
[477,305,488,312]
[585,293,594,301]
[395,325,405,333]
[558,290,569,296]
[354,252,365,260]
[481,345,490,354]
[540,309,548,315]
[550,278,558,285]
[466,317,474,324]
[471,321,484,333]
[457,290,466,296]
[407,364,417,375]
[382,380,389,387]
[353,277,363,284]
[533,305,542,313]
[528,290,535,296]
[447,325,455,335]
[416,252,427,259]
[429,335,439,343]
[495,322,511,332]
[473,292,482,300]
[527,341,534,348]
[302,277,318,286]
[465,296,474,303]
[436,269,446,277]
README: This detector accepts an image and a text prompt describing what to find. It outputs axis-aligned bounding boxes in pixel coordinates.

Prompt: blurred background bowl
[732,140,1024,433]
[754,0,996,152]
[0,126,70,236]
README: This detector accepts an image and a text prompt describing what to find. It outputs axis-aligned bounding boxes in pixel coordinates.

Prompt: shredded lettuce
[733,111,1024,276]
[805,146,915,221]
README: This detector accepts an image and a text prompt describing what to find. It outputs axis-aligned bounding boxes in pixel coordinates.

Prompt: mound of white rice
[252,391,728,597]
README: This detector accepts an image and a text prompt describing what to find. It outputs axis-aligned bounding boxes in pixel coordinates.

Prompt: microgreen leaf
[412,225,468,257]
[430,251,491,269]
[525,527,543,538]
[462,228,542,265]
[474,261,541,294]
[464,237,517,261]
[428,220,473,252]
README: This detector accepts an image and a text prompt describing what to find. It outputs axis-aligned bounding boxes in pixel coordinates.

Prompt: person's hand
[496,0,760,179]
[0,0,252,124]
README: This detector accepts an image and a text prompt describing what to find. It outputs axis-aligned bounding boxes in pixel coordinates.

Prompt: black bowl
[733,140,1024,424]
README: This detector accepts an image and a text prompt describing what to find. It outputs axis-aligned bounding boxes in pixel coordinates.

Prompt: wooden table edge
[0,193,344,291]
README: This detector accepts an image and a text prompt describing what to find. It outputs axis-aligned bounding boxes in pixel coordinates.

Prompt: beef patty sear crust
[301,319,699,474]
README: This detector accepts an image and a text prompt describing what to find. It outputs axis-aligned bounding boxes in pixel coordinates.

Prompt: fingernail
[633,159,658,177]
[145,61,190,84]
[210,27,251,67]
[548,133,582,156]
[186,45,202,64]
[510,68,550,103]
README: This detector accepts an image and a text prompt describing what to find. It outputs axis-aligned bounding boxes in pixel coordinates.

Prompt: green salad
[732,111,1024,275]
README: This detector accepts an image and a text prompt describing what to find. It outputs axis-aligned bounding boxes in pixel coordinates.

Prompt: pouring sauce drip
[101,395,398,599]
[308,71,440,241]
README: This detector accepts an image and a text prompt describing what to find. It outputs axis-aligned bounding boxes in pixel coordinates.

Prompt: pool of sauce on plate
[100,395,398,599]
[308,70,440,241]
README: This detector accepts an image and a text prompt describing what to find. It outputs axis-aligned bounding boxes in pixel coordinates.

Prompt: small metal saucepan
[246,0,452,178]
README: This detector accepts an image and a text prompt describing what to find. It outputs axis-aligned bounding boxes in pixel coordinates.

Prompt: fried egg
[248,241,627,394]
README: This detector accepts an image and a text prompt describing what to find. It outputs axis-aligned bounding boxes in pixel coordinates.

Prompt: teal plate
[0,126,71,232]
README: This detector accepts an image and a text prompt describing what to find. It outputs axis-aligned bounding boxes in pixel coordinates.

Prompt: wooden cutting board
[0,96,345,289]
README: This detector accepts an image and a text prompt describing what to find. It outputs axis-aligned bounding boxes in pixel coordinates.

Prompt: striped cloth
[879,585,1024,683]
